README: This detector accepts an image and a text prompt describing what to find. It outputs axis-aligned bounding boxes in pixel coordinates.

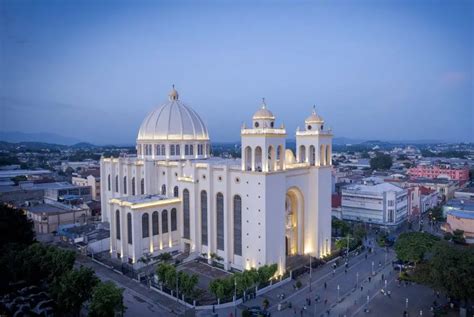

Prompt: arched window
[127,213,132,244]
[123,176,127,194]
[201,190,208,246]
[326,145,331,166]
[108,174,111,191]
[309,145,316,166]
[254,146,262,172]
[176,144,180,155]
[233,195,242,256]
[216,192,224,251]
[152,211,159,235]
[162,210,168,233]
[299,145,306,163]
[320,145,325,166]
[115,175,119,193]
[183,189,190,239]
[116,210,120,239]
[140,178,145,195]
[161,184,166,196]
[131,177,136,195]
[171,208,177,231]
[142,213,149,238]
[173,186,179,198]
[244,146,252,171]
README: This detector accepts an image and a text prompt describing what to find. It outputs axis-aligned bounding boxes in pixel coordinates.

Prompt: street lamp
[384,279,387,292]
[371,261,374,275]
[406,298,408,309]
[337,284,340,302]
[356,272,359,287]
[234,278,237,317]
[309,255,312,292]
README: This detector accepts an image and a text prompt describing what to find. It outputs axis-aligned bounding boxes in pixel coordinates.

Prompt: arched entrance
[285,187,304,256]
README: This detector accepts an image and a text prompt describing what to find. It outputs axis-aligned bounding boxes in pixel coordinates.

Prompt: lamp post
[234,278,237,317]
[356,272,359,287]
[337,284,340,302]
[406,298,408,309]
[371,261,374,275]
[385,252,388,266]
[309,255,312,292]
[366,295,370,312]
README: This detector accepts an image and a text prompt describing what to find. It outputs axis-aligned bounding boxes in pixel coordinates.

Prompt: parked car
[392,260,414,271]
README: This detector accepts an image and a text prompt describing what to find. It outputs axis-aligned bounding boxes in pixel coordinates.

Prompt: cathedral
[100,86,333,273]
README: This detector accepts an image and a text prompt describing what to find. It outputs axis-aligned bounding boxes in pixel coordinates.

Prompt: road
[76,255,183,317]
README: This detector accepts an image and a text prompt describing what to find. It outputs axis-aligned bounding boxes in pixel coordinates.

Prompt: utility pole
[309,255,312,292]
[234,278,237,317]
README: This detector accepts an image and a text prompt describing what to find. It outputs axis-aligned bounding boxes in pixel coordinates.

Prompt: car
[392,260,414,271]
[247,306,271,317]
[277,301,289,311]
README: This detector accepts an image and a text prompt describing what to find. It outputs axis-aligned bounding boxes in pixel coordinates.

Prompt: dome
[252,98,275,120]
[137,87,209,141]
[305,106,324,124]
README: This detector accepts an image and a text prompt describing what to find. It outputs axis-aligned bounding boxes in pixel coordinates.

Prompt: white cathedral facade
[100,87,332,273]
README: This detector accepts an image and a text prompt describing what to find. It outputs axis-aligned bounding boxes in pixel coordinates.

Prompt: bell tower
[241,98,286,172]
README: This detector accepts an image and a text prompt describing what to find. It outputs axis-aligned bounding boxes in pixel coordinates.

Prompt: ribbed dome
[305,106,324,124]
[137,87,209,141]
[252,98,275,120]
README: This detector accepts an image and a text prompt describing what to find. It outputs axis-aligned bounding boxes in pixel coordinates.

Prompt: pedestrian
[300,308,303,317]
[333,269,336,276]
[368,276,371,283]
[360,286,363,291]
[345,269,347,274]
[324,282,327,289]
[381,274,384,281]
[365,254,368,260]
[324,299,328,305]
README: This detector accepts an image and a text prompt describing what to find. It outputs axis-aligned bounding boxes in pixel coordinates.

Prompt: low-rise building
[72,169,101,201]
[454,187,474,200]
[443,198,474,218]
[408,164,469,182]
[341,182,408,228]
[441,210,474,244]
[27,202,91,234]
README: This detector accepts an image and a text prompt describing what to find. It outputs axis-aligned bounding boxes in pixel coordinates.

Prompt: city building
[27,202,91,234]
[454,187,474,200]
[341,182,408,227]
[441,210,474,244]
[100,87,333,271]
[72,169,101,201]
[408,164,469,182]
[443,198,474,218]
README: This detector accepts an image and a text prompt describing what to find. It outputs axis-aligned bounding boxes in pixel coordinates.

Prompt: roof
[28,204,71,215]
[447,210,474,220]
[343,182,405,194]
[445,198,474,210]
[137,87,209,141]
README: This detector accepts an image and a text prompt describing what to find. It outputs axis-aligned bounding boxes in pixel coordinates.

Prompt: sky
[0,0,473,144]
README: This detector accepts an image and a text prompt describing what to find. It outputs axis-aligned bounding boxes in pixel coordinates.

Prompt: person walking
[324,282,327,289]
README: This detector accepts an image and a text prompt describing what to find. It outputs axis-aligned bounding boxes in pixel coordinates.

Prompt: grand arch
[285,187,304,256]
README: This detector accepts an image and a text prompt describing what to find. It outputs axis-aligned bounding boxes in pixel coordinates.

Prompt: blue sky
[1,0,472,144]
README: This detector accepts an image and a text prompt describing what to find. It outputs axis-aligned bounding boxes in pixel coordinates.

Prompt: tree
[394,232,439,264]
[452,229,466,244]
[157,252,172,262]
[89,281,126,317]
[369,153,392,170]
[428,242,474,304]
[0,204,35,246]
[51,267,99,316]
[209,279,226,300]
